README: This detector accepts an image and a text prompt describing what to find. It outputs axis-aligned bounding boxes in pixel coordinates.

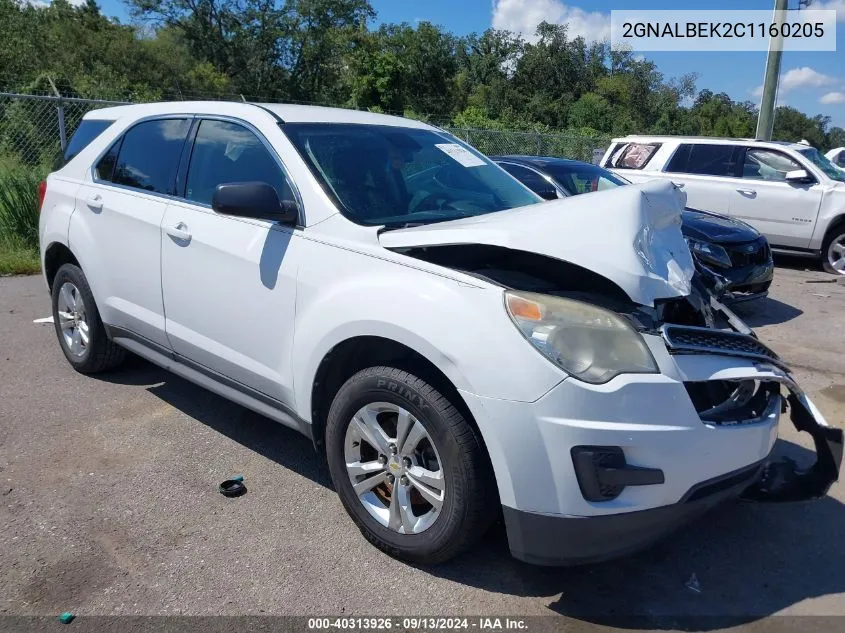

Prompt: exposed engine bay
[393,243,713,331]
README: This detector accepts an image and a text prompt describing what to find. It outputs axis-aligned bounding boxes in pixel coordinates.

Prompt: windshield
[546,163,628,196]
[799,148,845,182]
[282,123,541,226]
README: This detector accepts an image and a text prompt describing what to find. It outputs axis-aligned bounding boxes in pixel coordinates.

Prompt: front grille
[663,325,786,368]
[683,379,781,425]
[727,238,770,267]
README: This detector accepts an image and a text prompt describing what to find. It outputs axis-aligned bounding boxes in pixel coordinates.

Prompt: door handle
[672,182,685,189]
[86,194,103,211]
[166,222,192,242]
[737,188,757,197]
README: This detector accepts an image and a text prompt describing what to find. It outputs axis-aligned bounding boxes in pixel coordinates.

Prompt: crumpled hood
[380,180,696,307]
[681,208,760,243]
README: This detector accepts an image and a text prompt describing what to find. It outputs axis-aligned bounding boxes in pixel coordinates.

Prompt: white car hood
[380,180,695,307]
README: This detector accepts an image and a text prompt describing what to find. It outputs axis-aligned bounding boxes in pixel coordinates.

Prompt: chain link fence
[0,90,610,170]
[0,91,127,168]
[445,127,609,164]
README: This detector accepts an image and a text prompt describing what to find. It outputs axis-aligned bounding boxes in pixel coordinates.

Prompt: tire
[822,224,845,275]
[51,263,126,373]
[325,366,496,564]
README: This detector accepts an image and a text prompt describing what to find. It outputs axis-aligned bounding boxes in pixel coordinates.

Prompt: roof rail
[246,102,285,124]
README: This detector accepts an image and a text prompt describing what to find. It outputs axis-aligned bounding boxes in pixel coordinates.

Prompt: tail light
[37,180,47,212]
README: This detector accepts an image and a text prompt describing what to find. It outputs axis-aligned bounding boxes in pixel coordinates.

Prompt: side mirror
[211,182,298,224]
[785,169,814,185]
[536,188,560,201]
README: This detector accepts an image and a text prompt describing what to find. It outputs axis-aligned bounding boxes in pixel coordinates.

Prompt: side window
[669,144,738,177]
[59,119,114,168]
[111,119,190,194]
[742,148,803,182]
[95,138,122,182]
[185,119,291,206]
[665,144,692,173]
[608,143,661,170]
[498,163,558,197]
[834,152,845,168]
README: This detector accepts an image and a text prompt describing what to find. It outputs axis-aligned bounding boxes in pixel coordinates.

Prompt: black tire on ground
[822,225,845,275]
[325,366,496,565]
[51,263,126,373]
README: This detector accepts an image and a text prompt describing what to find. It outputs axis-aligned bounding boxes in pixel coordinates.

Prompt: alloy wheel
[344,402,445,534]
[828,235,845,274]
[56,282,89,357]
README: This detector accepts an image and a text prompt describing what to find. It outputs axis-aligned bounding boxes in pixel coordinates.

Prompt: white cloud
[813,0,845,22]
[821,91,845,104]
[752,66,838,98]
[491,0,610,43]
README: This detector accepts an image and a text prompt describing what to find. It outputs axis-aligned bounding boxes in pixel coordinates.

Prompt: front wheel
[325,366,496,564]
[822,226,845,275]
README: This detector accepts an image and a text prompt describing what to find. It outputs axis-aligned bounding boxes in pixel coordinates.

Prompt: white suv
[827,147,845,172]
[39,103,841,565]
[601,136,845,274]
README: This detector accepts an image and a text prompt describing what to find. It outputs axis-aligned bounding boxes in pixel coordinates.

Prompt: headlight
[504,291,659,384]
[687,239,732,269]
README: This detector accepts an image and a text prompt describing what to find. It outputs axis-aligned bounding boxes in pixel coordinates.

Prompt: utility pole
[756,0,790,140]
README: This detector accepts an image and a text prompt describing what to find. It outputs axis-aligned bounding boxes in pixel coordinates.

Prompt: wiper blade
[378,222,428,232]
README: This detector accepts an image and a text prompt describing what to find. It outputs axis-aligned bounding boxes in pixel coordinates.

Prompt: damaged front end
[668,318,843,502]
[380,180,842,503]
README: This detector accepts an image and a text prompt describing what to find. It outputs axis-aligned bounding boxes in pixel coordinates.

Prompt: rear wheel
[51,264,126,373]
[325,366,495,564]
[822,226,845,275]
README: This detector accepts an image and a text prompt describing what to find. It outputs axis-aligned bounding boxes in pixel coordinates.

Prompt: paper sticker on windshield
[435,143,486,167]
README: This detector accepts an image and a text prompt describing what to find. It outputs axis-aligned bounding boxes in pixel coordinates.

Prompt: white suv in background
[602,136,845,274]
[38,103,841,566]
[827,147,845,172]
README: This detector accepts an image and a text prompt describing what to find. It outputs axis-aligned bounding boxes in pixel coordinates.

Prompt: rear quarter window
[607,143,661,170]
[57,119,114,168]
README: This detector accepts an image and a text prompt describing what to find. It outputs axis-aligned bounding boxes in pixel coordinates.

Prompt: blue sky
[96,0,845,126]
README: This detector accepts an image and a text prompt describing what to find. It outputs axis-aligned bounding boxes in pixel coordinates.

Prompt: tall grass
[0,163,47,274]
[0,166,45,250]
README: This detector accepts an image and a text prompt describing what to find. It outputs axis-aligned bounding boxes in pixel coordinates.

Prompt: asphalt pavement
[1,261,844,631]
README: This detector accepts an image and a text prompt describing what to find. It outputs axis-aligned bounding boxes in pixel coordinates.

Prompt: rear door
[662,143,741,215]
[728,147,824,248]
[70,117,191,347]
[160,117,302,405]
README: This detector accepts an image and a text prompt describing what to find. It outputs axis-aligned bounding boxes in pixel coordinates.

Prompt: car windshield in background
[546,163,627,196]
[282,123,540,227]
[799,148,845,182]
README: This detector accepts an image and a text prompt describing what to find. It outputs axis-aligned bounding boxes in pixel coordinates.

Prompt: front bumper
[503,459,767,566]
[461,328,842,566]
[696,238,774,303]
[721,261,773,303]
